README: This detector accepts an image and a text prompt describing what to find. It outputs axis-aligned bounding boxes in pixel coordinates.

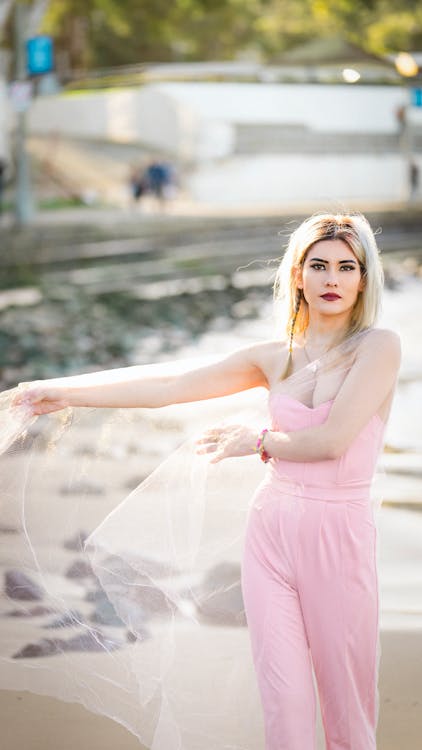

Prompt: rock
[7,605,57,618]
[13,638,61,658]
[123,474,149,489]
[43,610,84,629]
[85,588,107,603]
[59,479,105,496]
[133,585,176,618]
[90,599,125,628]
[13,629,121,659]
[196,582,247,627]
[63,530,89,552]
[0,525,19,535]
[101,553,176,582]
[64,629,121,653]
[5,570,45,601]
[65,559,94,579]
[191,562,246,627]
[200,562,241,589]
[127,627,150,644]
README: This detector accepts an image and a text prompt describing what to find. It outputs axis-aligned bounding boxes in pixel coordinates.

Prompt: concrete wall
[27,82,420,206]
[29,82,410,156]
[186,153,407,206]
[29,86,200,161]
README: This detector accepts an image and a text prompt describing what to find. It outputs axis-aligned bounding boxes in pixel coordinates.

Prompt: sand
[0,625,421,750]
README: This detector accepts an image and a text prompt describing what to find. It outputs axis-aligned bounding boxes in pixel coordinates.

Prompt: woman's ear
[293,265,303,290]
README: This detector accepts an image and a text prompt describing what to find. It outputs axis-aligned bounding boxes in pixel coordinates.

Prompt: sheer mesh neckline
[268,391,386,427]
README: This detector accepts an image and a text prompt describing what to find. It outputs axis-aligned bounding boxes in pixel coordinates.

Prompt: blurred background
[0,0,422,386]
[0,2,421,749]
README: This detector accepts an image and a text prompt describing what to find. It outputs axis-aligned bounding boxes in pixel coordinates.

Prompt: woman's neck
[301,318,351,351]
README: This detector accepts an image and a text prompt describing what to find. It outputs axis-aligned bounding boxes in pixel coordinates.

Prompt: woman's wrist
[254,428,271,463]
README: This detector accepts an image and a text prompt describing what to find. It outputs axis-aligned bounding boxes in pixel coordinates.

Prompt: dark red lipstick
[321,293,341,301]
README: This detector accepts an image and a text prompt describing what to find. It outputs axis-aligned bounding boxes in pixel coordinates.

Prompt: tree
[2,0,421,73]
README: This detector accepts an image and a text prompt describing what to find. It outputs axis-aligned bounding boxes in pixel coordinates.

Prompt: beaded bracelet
[254,428,271,463]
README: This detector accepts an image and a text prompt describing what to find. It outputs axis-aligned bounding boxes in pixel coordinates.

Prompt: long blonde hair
[273,212,384,346]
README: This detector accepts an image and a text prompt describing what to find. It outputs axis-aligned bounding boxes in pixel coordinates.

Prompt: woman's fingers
[11,385,69,415]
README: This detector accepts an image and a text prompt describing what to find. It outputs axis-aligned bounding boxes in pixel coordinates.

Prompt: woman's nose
[325,270,339,285]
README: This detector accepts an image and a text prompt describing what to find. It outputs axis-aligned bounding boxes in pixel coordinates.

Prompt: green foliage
[4,0,421,69]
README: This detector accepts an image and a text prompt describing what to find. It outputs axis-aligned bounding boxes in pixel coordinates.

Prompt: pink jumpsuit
[241,393,385,750]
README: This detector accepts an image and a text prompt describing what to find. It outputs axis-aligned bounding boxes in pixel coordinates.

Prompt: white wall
[29,86,200,161]
[27,81,418,206]
[156,82,407,134]
[186,154,407,206]
[29,82,409,157]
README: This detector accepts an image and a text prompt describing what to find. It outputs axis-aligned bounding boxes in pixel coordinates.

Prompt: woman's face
[297,238,364,320]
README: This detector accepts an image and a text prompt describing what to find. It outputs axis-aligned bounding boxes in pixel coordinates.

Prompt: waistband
[264,468,371,503]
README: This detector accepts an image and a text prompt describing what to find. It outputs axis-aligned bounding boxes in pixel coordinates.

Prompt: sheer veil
[0,325,394,750]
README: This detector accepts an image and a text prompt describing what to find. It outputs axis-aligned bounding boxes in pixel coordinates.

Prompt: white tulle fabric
[0,330,386,750]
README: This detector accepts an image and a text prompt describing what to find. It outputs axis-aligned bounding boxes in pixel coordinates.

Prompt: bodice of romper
[267,393,386,499]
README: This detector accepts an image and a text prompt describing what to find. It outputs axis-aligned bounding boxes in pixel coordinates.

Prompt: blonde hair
[273,212,384,343]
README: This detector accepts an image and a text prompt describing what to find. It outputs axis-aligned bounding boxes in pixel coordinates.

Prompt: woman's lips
[321,293,341,301]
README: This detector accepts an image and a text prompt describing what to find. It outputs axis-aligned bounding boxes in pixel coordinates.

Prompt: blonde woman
[12,212,401,750]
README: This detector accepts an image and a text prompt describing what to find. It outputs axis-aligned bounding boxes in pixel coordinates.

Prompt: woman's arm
[13,342,274,415]
[199,329,401,463]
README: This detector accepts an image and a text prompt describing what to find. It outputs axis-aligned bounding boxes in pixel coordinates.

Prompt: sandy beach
[1,623,421,750]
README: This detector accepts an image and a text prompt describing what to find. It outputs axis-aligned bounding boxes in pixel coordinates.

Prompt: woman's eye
[340,265,356,271]
[310,263,325,270]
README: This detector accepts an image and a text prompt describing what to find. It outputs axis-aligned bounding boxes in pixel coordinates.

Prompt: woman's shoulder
[244,338,289,382]
[359,326,401,350]
[357,327,401,366]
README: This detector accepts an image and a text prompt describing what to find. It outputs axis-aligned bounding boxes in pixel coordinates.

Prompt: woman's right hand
[11,381,71,416]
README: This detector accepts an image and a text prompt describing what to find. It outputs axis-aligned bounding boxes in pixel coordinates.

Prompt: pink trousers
[241,478,379,750]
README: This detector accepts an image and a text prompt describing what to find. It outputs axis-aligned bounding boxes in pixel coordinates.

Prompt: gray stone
[90,599,125,628]
[63,530,89,551]
[60,479,105,496]
[13,629,121,659]
[5,570,45,601]
[43,610,84,629]
[65,558,94,579]
[7,605,57,618]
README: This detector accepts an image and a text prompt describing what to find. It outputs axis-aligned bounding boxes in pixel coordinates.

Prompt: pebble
[13,628,121,659]
[190,562,246,626]
[43,610,84,629]
[6,605,57,618]
[5,570,45,601]
[63,530,89,552]
[65,558,94,579]
[90,598,125,628]
[59,479,105,496]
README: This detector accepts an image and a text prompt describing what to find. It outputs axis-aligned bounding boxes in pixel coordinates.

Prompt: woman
[10,212,401,750]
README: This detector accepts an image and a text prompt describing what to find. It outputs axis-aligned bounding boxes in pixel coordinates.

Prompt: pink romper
[241,393,385,750]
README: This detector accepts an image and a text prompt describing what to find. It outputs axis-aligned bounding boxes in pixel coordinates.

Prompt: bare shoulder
[361,327,401,350]
[358,327,401,364]
[245,338,289,384]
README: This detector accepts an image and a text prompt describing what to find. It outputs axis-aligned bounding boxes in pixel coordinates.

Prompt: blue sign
[26,36,54,75]
[411,88,422,107]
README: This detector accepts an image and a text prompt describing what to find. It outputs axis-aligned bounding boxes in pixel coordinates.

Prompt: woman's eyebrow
[308,257,357,264]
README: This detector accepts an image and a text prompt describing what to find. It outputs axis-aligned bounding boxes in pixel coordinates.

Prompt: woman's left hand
[195,424,258,464]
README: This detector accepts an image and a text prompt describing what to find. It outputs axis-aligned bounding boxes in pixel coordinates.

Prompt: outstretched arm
[12,342,273,415]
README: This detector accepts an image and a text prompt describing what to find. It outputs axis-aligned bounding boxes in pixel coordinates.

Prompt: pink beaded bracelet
[254,428,271,463]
